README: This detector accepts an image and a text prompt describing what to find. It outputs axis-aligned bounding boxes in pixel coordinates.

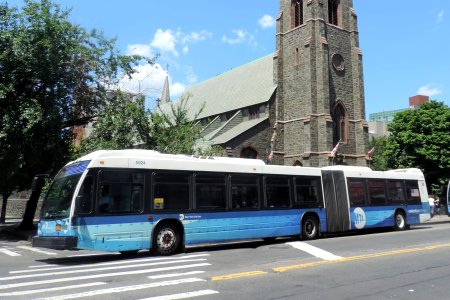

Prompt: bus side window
[387,180,405,205]
[347,179,367,206]
[230,175,259,209]
[97,171,144,214]
[152,172,190,211]
[405,181,421,205]
[76,175,93,214]
[265,176,290,208]
[367,180,387,206]
[294,176,323,208]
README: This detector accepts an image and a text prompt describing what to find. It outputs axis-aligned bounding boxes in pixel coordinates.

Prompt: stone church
[160,0,369,167]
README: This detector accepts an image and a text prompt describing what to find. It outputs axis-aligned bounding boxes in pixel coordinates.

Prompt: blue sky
[6,0,450,118]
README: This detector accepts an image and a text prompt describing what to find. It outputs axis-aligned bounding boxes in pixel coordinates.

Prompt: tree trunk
[0,192,10,224]
[19,176,45,230]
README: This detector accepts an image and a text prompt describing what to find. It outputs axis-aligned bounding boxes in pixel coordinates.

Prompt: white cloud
[119,63,167,97]
[171,82,187,98]
[417,84,442,97]
[151,29,179,57]
[437,10,444,23]
[126,44,153,57]
[182,30,212,44]
[259,14,275,29]
[222,29,257,46]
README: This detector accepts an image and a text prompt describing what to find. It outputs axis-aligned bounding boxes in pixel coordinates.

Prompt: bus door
[321,170,350,233]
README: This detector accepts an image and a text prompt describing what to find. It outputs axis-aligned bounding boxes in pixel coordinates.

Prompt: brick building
[160,0,369,167]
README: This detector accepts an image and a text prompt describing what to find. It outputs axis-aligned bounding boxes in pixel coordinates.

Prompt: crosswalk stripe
[0,263,211,290]
[287,241,343,261]
[0,248,21,256]
[1,258,208,281]
[11,253,210,274]
[17,246,57,255]
[33,278,206,300]
[148,270,205,279]
[139,289,220,300]
[0,282,106,297]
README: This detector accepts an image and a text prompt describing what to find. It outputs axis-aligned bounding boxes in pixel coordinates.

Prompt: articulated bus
[33,150,430,255]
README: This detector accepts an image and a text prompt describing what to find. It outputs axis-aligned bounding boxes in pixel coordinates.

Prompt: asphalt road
[1,222,450,299]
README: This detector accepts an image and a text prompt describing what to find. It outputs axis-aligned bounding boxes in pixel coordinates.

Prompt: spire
[160,75,170,104]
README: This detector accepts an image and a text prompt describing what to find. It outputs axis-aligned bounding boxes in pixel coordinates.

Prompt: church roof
[207,117,269,145]
[159,53,275,120]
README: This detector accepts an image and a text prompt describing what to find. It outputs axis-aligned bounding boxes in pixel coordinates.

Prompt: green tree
[368,136,389,171]
[0,0,150,225]
[75,91,141,156]
[77,93,224,157]
[385,101,450,191]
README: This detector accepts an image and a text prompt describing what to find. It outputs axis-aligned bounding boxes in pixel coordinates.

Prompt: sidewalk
[0,219,37,242]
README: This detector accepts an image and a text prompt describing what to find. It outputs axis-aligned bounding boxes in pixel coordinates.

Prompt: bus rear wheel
[301,215,319,240]
[153,223,181,256]
[394,211,407,231]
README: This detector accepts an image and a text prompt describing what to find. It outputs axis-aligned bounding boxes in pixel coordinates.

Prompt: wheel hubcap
[157,228,175,250]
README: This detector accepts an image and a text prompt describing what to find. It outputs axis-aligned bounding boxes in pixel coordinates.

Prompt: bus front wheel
[153,223,181,256]
[301,215,319,240]
[394,211,407,231]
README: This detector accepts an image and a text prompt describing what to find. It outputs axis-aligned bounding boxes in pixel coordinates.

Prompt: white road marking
[17,246,57,255]
[139,289,220,300]
[287,241,343,261]
[0,263,211,290]
[34,278,206,300]
[0,282,106,297]
[2,258,208,281]
[0,248,21,256]
[148,270,205,279]
[11,253,210,274]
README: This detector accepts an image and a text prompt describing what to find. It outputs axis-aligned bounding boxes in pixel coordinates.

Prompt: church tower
[273,0,369,167]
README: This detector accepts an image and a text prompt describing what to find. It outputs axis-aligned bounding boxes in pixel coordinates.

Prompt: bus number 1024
[135,161,146,166]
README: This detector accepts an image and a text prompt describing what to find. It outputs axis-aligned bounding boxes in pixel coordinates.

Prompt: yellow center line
[211,243,450,280]
[273,243,450,273]
[212,271,268,281]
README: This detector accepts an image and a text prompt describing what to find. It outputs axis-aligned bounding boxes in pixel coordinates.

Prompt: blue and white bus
[33,150,430,255]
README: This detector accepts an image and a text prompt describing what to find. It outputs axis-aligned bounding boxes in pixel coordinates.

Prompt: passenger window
[266,176,291,208]
[97,171,144,214]
[387,180,405,205]
[347,179,367,206]
[294,176,323,208]
[405,181,421,205]
[153,172,190,211]
[230,175,259,209]
[367,180,387,206]
[195,173,227,210]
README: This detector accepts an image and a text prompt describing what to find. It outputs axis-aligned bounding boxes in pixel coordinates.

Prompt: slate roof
[159,53,275,120]
[207,117,269,145]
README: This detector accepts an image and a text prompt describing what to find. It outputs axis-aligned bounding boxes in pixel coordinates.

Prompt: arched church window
[291,0,304,28]
[240,147,258,159]
[328,0,340,26]
[332,102,348,144]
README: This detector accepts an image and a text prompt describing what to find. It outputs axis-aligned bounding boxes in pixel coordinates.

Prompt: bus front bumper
[32,236,78,250]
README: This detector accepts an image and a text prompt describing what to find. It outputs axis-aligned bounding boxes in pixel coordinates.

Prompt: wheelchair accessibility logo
[354,207,366,229]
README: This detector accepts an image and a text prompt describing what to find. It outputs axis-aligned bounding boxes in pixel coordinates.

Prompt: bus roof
[70,150,424,179]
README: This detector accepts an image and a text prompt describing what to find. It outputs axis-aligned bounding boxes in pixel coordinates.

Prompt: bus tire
[301,215,319,240]
[394,211,407,231]
[152,223,181,256]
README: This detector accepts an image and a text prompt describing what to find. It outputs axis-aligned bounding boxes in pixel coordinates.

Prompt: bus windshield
[40,161,90,220]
